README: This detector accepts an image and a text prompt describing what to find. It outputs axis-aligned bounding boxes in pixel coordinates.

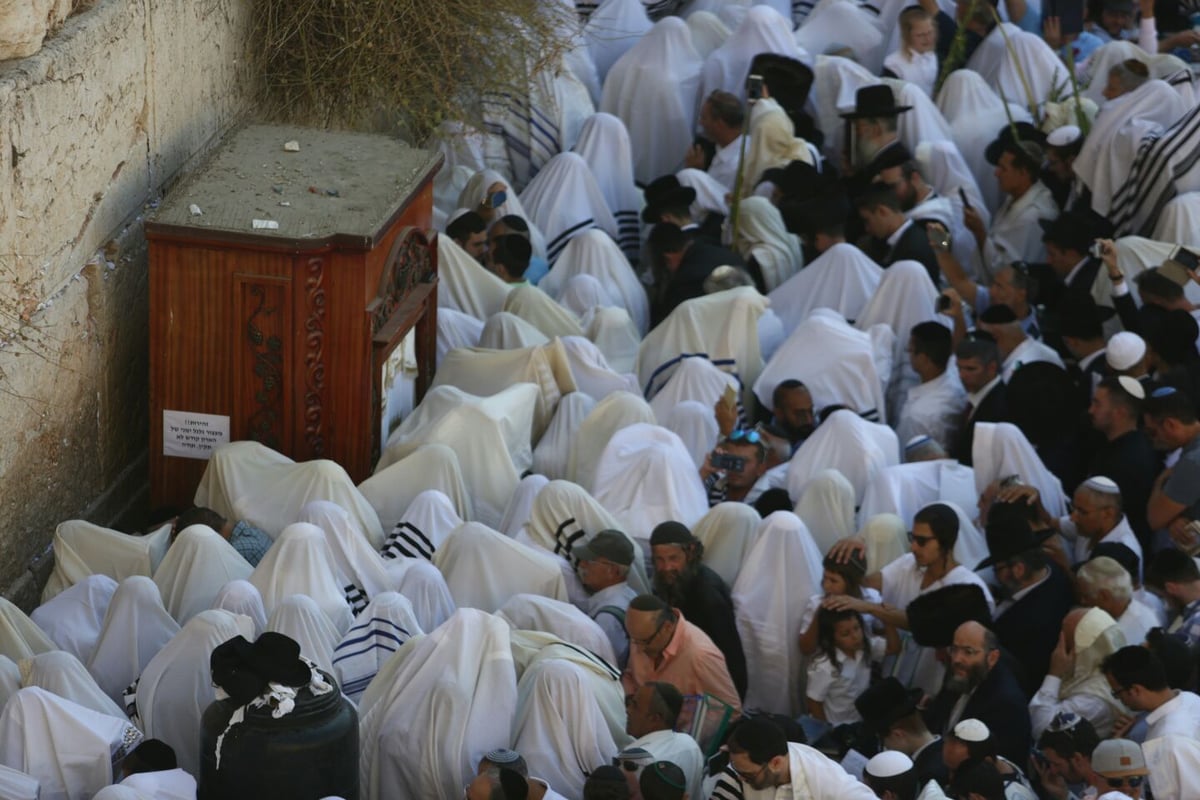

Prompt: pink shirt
[622,610,741,712]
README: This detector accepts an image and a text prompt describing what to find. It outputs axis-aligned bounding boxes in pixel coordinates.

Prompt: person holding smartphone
[699,429,769,506]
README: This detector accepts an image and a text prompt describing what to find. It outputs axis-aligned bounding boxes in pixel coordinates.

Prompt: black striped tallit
[381,521,434,561]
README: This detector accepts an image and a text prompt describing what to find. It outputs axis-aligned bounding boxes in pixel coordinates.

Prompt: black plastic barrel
[198,669,358,800]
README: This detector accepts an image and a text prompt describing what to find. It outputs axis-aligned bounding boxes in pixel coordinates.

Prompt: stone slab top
[147,124,442,249]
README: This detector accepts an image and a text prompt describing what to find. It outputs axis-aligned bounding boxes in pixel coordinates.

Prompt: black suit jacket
[953,380,1008,465]
[885,222,941,287]
[992,564,1075,698]
[924,659,1032,766]
[671,564,748,700]
[651,240,744,327]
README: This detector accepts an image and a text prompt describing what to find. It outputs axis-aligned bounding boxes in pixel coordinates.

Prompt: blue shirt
[525,255,549,285]
[229,520,272,566]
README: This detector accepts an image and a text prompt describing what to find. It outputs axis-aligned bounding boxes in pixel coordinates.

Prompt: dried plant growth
[250,0,578,140]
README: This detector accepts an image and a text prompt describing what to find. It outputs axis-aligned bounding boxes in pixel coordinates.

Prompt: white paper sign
[163,410,231,460]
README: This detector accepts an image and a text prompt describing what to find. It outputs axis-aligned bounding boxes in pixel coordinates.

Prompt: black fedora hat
[210,632,312,705]
[642,175,697,224]
[906,584,992,648]
[749,52,816,113]
[246,631,313,687]
[855,677,922,735]
[840,85,912,119]
[976,516,1054,569]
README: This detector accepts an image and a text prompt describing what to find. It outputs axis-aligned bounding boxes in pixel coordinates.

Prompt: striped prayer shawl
[343,583,369,616]
[332,616,416,701]
[709,765,746,800]
[1109,102,1200,237]
[615,209,641,265]
[381,521,434,561]
[546,217,597,264]
[642,352,742,401]
[482,91,562,193]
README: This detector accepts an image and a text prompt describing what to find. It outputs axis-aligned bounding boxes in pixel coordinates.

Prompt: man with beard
[771,380,816,451]
[923,621,1032,766]
[649,521,747,700]
[723,718,877,800]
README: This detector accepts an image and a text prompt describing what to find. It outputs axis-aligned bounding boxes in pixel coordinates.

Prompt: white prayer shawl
[298,500,392,601]
[380,383,540,528]
[573,112,644,261]
[1074,80,1186,217]
[333,592,423,704]
[773,741,880,800]
[535,392,598,481]
[0,688,141,800]
[972,422,1068,517]
[383,489,464,563]
[456,170,546,255]
[511,658,619,800]
[734,512,824,716]
[479,311,552,351]
[568,391,658,491]
[885,48,938,97]
[769,243,883,334]
[560,336,641,401]
[19,649,125,720]
[119,768,196,800]
[735,196,803,291]
[592,424,710,553]
[0,764,37,800]
[1152,192,1200,248]
[542,228,651,335]
[914,140,988,222]
[702,6,810,101]
[504,285,587,340]
[30,574,116,665]
[559,275,617,324]
[194,440,384,548]
[787,409,901,505]
[663,400,720,469]
[966,24,1067,115]
[637,287,768,400]
[134,610,255,777]
[1110,101,1200,237]
[796,0,885,73]
[588,306,643,375]
[694,502,762,587]
[647,354,739,424]
[856,260,941,421]
[981,181,1060,279]
[584,0,653,81]
[87,577,180,705]
[685,11,730,58]
[357,610,517,800]
[497,594,618,666]
[895,370,969,454]
[859,460,980,538]
[430,122,488,214]
[266,594,341,672]
[429,341,577,443]
[756,309,892,423]
[1081,40,1147,108]
[1143,734,1200,800]
[884,79,954,155]
[383,558,456,633]
[556,7,606,107]
[152,524,254,625]
[523,480,652,595]
[520,152,619,264]
[437,235,513,321]
[940,500,990,579]
[0,656,20,709]
[41,520,172,604]
[629,729,706,800]
[601,17,704,185]
[742,99,815,197]
[360,443,473,533]
[813,54,879,163]
[0,598,54,663]
[501,475,552,538]
[434,522,570,612]
[209,580,265,637]
[249,522,354,634]
[794,469,858,555]
[676,167,731,220]
[437,308,484,367]
[862,513,909,574]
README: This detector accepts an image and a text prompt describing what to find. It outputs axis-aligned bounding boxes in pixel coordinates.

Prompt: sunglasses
[728,429,761,444]
[613,759,645,772]
[907,531,936,546]
[1106,776,1145,789]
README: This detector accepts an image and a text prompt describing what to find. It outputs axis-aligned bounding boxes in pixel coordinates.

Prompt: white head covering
[769,243,883,334]
[534,392,598,481]
[787,409,901,505]
[648,354,740,423]
[559,274,617,325]
[455,169,548,258]
[601,16,704,185]
[701,6,809,100]
[497,594,618,666]
[938,500,989,573]
[0,764,37,800]
[0,655,20,709]
[676,167,731,217]
[19,649,127,719]
[692,502,762,588]
[210,579,268,636]
[381,489,465,564]
[29,574,117,665]
[519,152,618,263]
[540,228,651,335]
[194,440,384,548]
[861,513,909,574]
[249,522,354,633]
[0,687,141,800]
[433,523,570,612]
[568,390,657,491]
[332,591,423,703]
[477,311,551,351]
[860,460,979,534]
[298,500,392,601]
[972,422,1068,518]
[384,559,456,633]
[794,469,858,555]
[1081,40,1147,107]
[437,307,485,367]
[796,1,885,72]
[357,609,517,800]
[662,400,720,469]
[0,598,54,663]
[134,610,255,776]
[500,475,552,538]
[360,443,473,532]
[1152,192,1200,248]
[966,25,1067,119]
[573,112,644,261]
[915,140,987,217]
[587,305,643,375]
[755,309,892,424]
[685,10,730,57]
[41,520,172,604]
[561,336,640,402]
[266,594,341,672]
[503,286,587,340]
[742,99,814,199]
[511,658,619,800]
[88,576,180,704]
[885,79,954,153]
[585,0,653,82]
[153,524,254,625]
[437,235,514,322]
[734,196,803,291]
[733,511,824,716]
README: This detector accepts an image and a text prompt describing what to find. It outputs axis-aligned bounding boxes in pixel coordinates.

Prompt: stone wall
[0,0,252,605]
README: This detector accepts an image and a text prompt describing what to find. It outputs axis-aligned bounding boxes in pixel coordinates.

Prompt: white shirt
[896,370,968,453]
[806,637,887,725]
[981,181,1058,280]
[799,589,883,635]
[880,553,996,613]
[708,135,745,192]
[1146,691,1200,741]
[1117,597,1162,646]
[1030,674,1119,739]
[884,49,938,97]
[583,581,636,668]
[771,742,879,800]
[630,728,706,800]
[1060,515,1143,578]
[887,218,915,249]
[1002,336,1066,382]
[531,777,570,800]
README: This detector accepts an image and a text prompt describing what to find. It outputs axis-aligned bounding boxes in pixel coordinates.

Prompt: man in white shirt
[896,321,967,454]
[967,136,1059,280]
[724,718,877,800]
[624,681,705,800]
[576,530,638,669]
[1103,645,1200,742]
[1076,556,1160,646]
[1057,477,1144,569]
[684,91,744,192]
[977,304,1065,382]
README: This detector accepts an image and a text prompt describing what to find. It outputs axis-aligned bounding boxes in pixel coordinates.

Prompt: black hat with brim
[906,584,993,647]
[976,517,1055,569]
[642,185,697,224]
[840,85,912,119]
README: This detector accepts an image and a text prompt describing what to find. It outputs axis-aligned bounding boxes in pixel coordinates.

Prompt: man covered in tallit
[1030,607,1128,738]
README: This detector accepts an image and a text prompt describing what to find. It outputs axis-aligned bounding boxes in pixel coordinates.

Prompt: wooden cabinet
[146,124,442,509]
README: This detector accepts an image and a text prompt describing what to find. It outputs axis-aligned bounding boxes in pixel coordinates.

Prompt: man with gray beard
[923,621,1032,766]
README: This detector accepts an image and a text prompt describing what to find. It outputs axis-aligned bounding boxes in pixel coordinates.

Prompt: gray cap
[577,530,635,566]
[1092,739,1147,777]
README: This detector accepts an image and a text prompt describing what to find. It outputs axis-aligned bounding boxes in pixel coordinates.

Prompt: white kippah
[1096,793,1135,800]
[1117,375,1145,400]
[865,750,914,778]
[1046,125,1082,148]
[952,718,991,743]
[1084,476,1121,494]
[1107,332,1146,371]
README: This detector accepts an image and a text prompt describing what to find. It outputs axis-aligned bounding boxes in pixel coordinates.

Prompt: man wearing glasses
[699,429,769,506]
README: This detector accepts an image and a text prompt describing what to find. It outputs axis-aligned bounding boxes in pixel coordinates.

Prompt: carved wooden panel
[303,256,327,458]
[235,276,291,449]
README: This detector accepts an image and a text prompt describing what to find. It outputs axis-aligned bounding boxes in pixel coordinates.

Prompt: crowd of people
[4,0,1200,798]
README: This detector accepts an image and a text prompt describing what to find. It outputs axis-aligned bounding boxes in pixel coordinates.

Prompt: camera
[746,74,764,101]
[711,453,746,472]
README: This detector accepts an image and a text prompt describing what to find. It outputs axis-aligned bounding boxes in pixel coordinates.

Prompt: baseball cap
[1092,739,1147,777]
[576,530,635,567]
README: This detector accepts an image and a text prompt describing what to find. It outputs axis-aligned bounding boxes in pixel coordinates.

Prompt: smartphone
[746,73,764,101]
[1089,240,1105,259]
[712,453,746,472]
[1173,246,1200,271]
[958,187,972,211]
